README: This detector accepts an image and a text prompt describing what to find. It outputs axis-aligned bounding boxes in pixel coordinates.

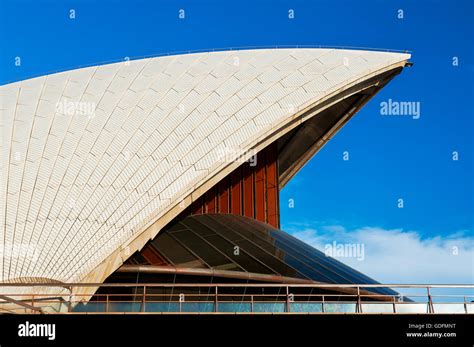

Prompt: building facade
[0,48,411,310]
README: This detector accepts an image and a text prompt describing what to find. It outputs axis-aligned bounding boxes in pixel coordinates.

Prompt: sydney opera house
[1,47,441,314]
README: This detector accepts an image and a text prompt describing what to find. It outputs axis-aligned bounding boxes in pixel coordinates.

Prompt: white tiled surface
[0,49,410,282]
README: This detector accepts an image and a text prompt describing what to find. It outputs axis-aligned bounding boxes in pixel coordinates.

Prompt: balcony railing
[0,283,472,314]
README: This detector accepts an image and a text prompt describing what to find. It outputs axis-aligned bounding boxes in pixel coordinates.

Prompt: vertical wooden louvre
[185,144,279,228]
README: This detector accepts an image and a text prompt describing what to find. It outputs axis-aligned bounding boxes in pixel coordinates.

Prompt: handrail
[0,283,470,288]
[0,283,471,314]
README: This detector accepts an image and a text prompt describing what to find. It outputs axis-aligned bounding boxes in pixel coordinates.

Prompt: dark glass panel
[196,214,245,242]
[270,230,398,296]
[170,229,240,271]
[122,213,398,297]
[166,221,188,233]
[125,252,149,265]
[194,215,297,276]
[217,214,397,295]
[180,217,216,237]
[219,216,287,257]
[273,238,349,283]
[232,238,302,278]
[233,213,369,284]
[204,234,274,275]
[270,229,372,283]
[152,233,206,268]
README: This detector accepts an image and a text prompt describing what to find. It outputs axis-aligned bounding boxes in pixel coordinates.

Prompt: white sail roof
[0,48,410,284]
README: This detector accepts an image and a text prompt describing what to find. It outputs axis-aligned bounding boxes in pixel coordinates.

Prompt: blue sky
[1,0,473,284]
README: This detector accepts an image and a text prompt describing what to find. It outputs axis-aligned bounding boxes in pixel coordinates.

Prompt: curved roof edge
[1,45,411,86]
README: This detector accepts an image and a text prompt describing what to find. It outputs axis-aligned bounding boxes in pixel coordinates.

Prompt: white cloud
[287,224,474,285]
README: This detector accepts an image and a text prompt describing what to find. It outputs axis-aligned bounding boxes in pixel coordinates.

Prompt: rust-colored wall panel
[179,144,279,227]
[218,178,230,213]
[192,197,204,215]
[266,145,279,228]
[243,163,255,219]
[255,152,266,223]
[205,187,217,213]
[231,168,242,215]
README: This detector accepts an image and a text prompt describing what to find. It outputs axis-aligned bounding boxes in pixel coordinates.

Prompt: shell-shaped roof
[0,48,410,283]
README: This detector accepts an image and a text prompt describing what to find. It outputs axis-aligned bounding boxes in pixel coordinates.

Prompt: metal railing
[0,283,471,314]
